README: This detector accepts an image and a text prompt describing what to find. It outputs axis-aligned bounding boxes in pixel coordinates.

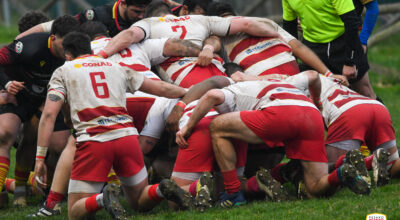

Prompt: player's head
[62,32,92,60]
[223,62,243,77]
[179,0,213,16]
[121,0,152,22]
[206,2,236,17]
[80,21,109,40]
[50,15,80,59]
[18,11,50,33]
[144,1,171,18]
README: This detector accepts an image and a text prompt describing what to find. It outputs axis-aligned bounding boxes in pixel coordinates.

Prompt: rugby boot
[256,167,289,202]
[194,172,214,211]
[340,163,371,195]
[0,189,8,208]
[103,183,127,220]
[159,179,195,210]
[27,202,61,218]
[217,191,246,208]
[344,149,371,186]
[372,148,391,187]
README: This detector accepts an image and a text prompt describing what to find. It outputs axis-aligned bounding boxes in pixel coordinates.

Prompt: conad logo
[366,213,386,220]
[74,62,112,68]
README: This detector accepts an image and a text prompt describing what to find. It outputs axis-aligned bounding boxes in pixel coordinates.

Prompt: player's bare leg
[326,145,348,172]
[0,113,21,208]
[350,72,376,99]
[210,112,287,206]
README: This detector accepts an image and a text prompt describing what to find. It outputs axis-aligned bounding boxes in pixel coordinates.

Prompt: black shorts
[0,95,69,131]
[302,34,369,83]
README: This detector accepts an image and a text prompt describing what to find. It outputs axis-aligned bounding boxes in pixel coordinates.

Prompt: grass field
[0,27,400,219]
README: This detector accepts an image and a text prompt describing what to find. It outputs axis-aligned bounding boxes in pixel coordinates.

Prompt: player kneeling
[33,32,192,219]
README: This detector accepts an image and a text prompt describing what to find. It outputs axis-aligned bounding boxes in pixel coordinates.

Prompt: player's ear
[179,5,189,16]
[50,34,56,42]
[65,53,73,61]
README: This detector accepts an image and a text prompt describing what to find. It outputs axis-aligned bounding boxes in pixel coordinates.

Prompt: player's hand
[6,81,24,95]
[197,47,213,66]
[231,71,247,82]
[330,74,349,87]
[0,90,18,106]
[176,126,191,148]
[33,160,47,189]
[342,65,357,80]
[166,106,184,134]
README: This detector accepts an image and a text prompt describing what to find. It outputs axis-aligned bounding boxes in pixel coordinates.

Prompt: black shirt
[0,33,64,100]
[75,1,133,37]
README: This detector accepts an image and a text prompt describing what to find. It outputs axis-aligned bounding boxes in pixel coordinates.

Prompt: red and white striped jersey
[91,36,167,80]
[218,79,317,113]
[126,92,177,139]
[319,76,384,126]
[179,100,219,129]
[133,15,232,85]
[221,17,298,76]
[48,55,145,143]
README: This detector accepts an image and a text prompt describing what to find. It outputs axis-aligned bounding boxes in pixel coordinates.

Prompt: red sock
[84,194,102,213]
[221,169,241,194]
[189,180,198,197]
[246,176,260,193]
[328,168,341,187]
[5,178,14,192]
[364,155,373,170]
[147,184,163,202]
[335,155,346,169]
[270,163,286,184]
[46,190,64,209]
[0,156,10,192]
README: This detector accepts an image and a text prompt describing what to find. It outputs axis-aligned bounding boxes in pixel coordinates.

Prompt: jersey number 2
[171,25,187,39]
[90,72,110,99]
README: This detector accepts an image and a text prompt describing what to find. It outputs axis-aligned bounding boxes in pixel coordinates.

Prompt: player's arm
[166,76,231,133]
[229,17,280,38]
[197,35,222,66]
[139,78,187,98]
[360,0,379,51]
[34,91,64,188]
[16,20,54,40]
[163,38,202,57]
[305,70,322,108]
[176,89,225,147]
[0,46,25,95]
[99,26,145,58]
[164,0,181,8]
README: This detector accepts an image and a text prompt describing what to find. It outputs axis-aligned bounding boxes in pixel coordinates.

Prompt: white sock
[96,193,104,207]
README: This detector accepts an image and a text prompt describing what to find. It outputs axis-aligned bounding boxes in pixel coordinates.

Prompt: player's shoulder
[9,33,50,58]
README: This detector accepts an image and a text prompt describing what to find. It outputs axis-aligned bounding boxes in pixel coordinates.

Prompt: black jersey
[75,1,133,37]
[0,33,64,100]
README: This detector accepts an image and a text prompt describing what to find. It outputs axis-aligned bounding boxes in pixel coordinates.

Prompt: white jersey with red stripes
[319,76,384,126]
[133,15,232,85]
[179,100,219,129]
[221,17,298,76]
[48,55,145,143]
[126,92,177,139]
[91,36,167,80]
[218,77,317,113]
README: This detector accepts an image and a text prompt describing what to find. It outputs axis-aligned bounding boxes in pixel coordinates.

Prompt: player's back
[52,55,141,142]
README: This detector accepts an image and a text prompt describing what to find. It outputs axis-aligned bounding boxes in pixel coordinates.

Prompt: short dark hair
[51,15,80,37]
[183,0,212,13]
[144,1,170,18]
[206,2,236,17]
[80,21,109,40]
[62,32,92,58]
[126,0,152,7]
[223,62,243,77]
[18,11,50,33]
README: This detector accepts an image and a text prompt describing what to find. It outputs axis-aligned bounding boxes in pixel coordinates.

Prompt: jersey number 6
[171,25,187,39]
[90,72,110,99]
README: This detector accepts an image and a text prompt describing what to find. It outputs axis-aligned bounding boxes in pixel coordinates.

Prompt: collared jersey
[48,55,144,143]
[133,14,232,85]
[0,33,64,100]
[91,36,167,80]
[282,0,355,43]
[221,17,298,76]
[75,1,133,37]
